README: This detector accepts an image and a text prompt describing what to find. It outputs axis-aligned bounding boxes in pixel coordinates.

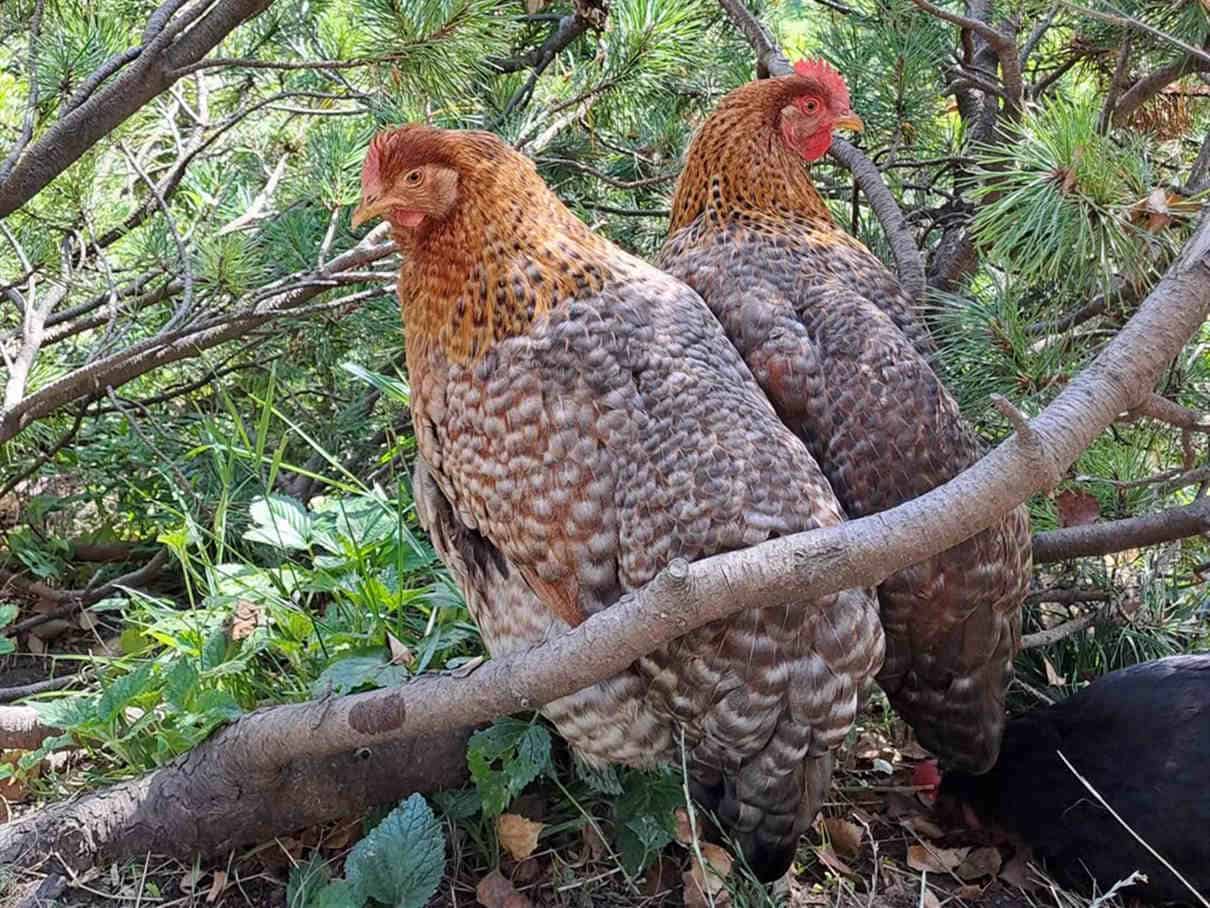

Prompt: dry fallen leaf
[1043,655,1066,687]
[1130,187,1180,233]
[687,842,730,905]
[820,817,863,859]
[230,600,261,641]
[580,822,608,861]
[907,842,970,874]
[673,807,694,845]
[497,813,544,861]
[386,631,414,666]
[205,870,228,903]
[957,846,1002,881]
[0,750,34,803]
[902,814,946,839]
[684,843,734,908]
[178,867,204,893]
[1055,488,1100,527]
[476,869,533,908]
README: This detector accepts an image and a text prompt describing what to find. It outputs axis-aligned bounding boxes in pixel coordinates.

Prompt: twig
[1098,33,1133,134]
[1,550,171,638]
[0,0,44,185]
[1022,604,1115,648]
[1024,588,1111,606]
[578,202,670,218]
[1057,751,1210,908]
[536,157,676,189]
[0,673,86,705]
[1122,393,1210,433]
[1020,5,1060,66]
[0,408,87,499]
[1060,2,1210,66]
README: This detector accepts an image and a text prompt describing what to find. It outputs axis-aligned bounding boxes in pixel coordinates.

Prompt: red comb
[362,131,394,193]
[792,58,851,106]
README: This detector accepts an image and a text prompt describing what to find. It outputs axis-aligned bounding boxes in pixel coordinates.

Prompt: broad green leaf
[345,794,445,908]
[246,495,312,550]
[97,664,156,724]
[0,603,19,627]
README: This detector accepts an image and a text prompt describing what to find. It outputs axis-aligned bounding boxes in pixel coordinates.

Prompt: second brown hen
[660,63,1031,773]
[352,124,884,880]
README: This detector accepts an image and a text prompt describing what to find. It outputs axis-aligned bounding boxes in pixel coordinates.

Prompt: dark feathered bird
[938,655,1210,903]
[352,124,885,880]
[659,62,1031,773]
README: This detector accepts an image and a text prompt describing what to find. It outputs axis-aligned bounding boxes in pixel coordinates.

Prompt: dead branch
[1022,604,1115,648]
[1025,588,1112,606]
[0,674,86,705]
[1032,496,1210,563]
[0,226,396,446]
[0,0,275,219]
[1,550,172,638]
[715,0,928,304]
[1,212,1207,875]
[0,725,476,873]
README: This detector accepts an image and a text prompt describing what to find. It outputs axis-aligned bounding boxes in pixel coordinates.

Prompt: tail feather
[691,754,834,883]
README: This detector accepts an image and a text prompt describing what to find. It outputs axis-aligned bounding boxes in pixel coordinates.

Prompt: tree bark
[0,723,474,871]
[2,213,1207,875]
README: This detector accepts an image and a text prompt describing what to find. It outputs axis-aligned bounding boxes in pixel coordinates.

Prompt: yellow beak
[835,112,864,133]
[350,198,390,229]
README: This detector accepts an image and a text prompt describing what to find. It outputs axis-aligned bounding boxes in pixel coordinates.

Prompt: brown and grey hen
[352,124,884,880]
[660,62,1031,774]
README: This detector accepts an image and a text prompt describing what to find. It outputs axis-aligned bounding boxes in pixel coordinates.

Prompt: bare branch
[1032,496,1210,563]
[0,226,396,445]
[1098,33,1134,133]
[0,706,61,751]
[1022,604,1115,648]
[1123,393,1210,433]
[1061,2,1210,67]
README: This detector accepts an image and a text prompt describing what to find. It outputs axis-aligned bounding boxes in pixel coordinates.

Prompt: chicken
[351,124,884,881]
[659,61,1031,773]
[937,655,1210,903]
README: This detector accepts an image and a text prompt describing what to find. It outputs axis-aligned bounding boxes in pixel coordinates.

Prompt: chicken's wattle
[389,209,425,228]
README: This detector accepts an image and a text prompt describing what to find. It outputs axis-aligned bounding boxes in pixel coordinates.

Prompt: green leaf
[245,495,312,550]
[0,637,14,656]
[466,719,551,817]
[97,664,156,723]
[164,658,200,710]
[32,695,98,731]
[311,880,362,908]
[345,794,445,908]
[0,603,19,628]
[310,650,407,697]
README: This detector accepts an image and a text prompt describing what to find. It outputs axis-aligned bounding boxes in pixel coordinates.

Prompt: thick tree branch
[1113,50,1210,126]
[2,213,1208,874]
[1032,496,1210,563]
[0,0,274,219]
[715,0,927,303]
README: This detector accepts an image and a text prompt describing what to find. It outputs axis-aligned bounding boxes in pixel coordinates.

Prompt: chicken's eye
[405,169,424,186]
[804,99,819,113]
